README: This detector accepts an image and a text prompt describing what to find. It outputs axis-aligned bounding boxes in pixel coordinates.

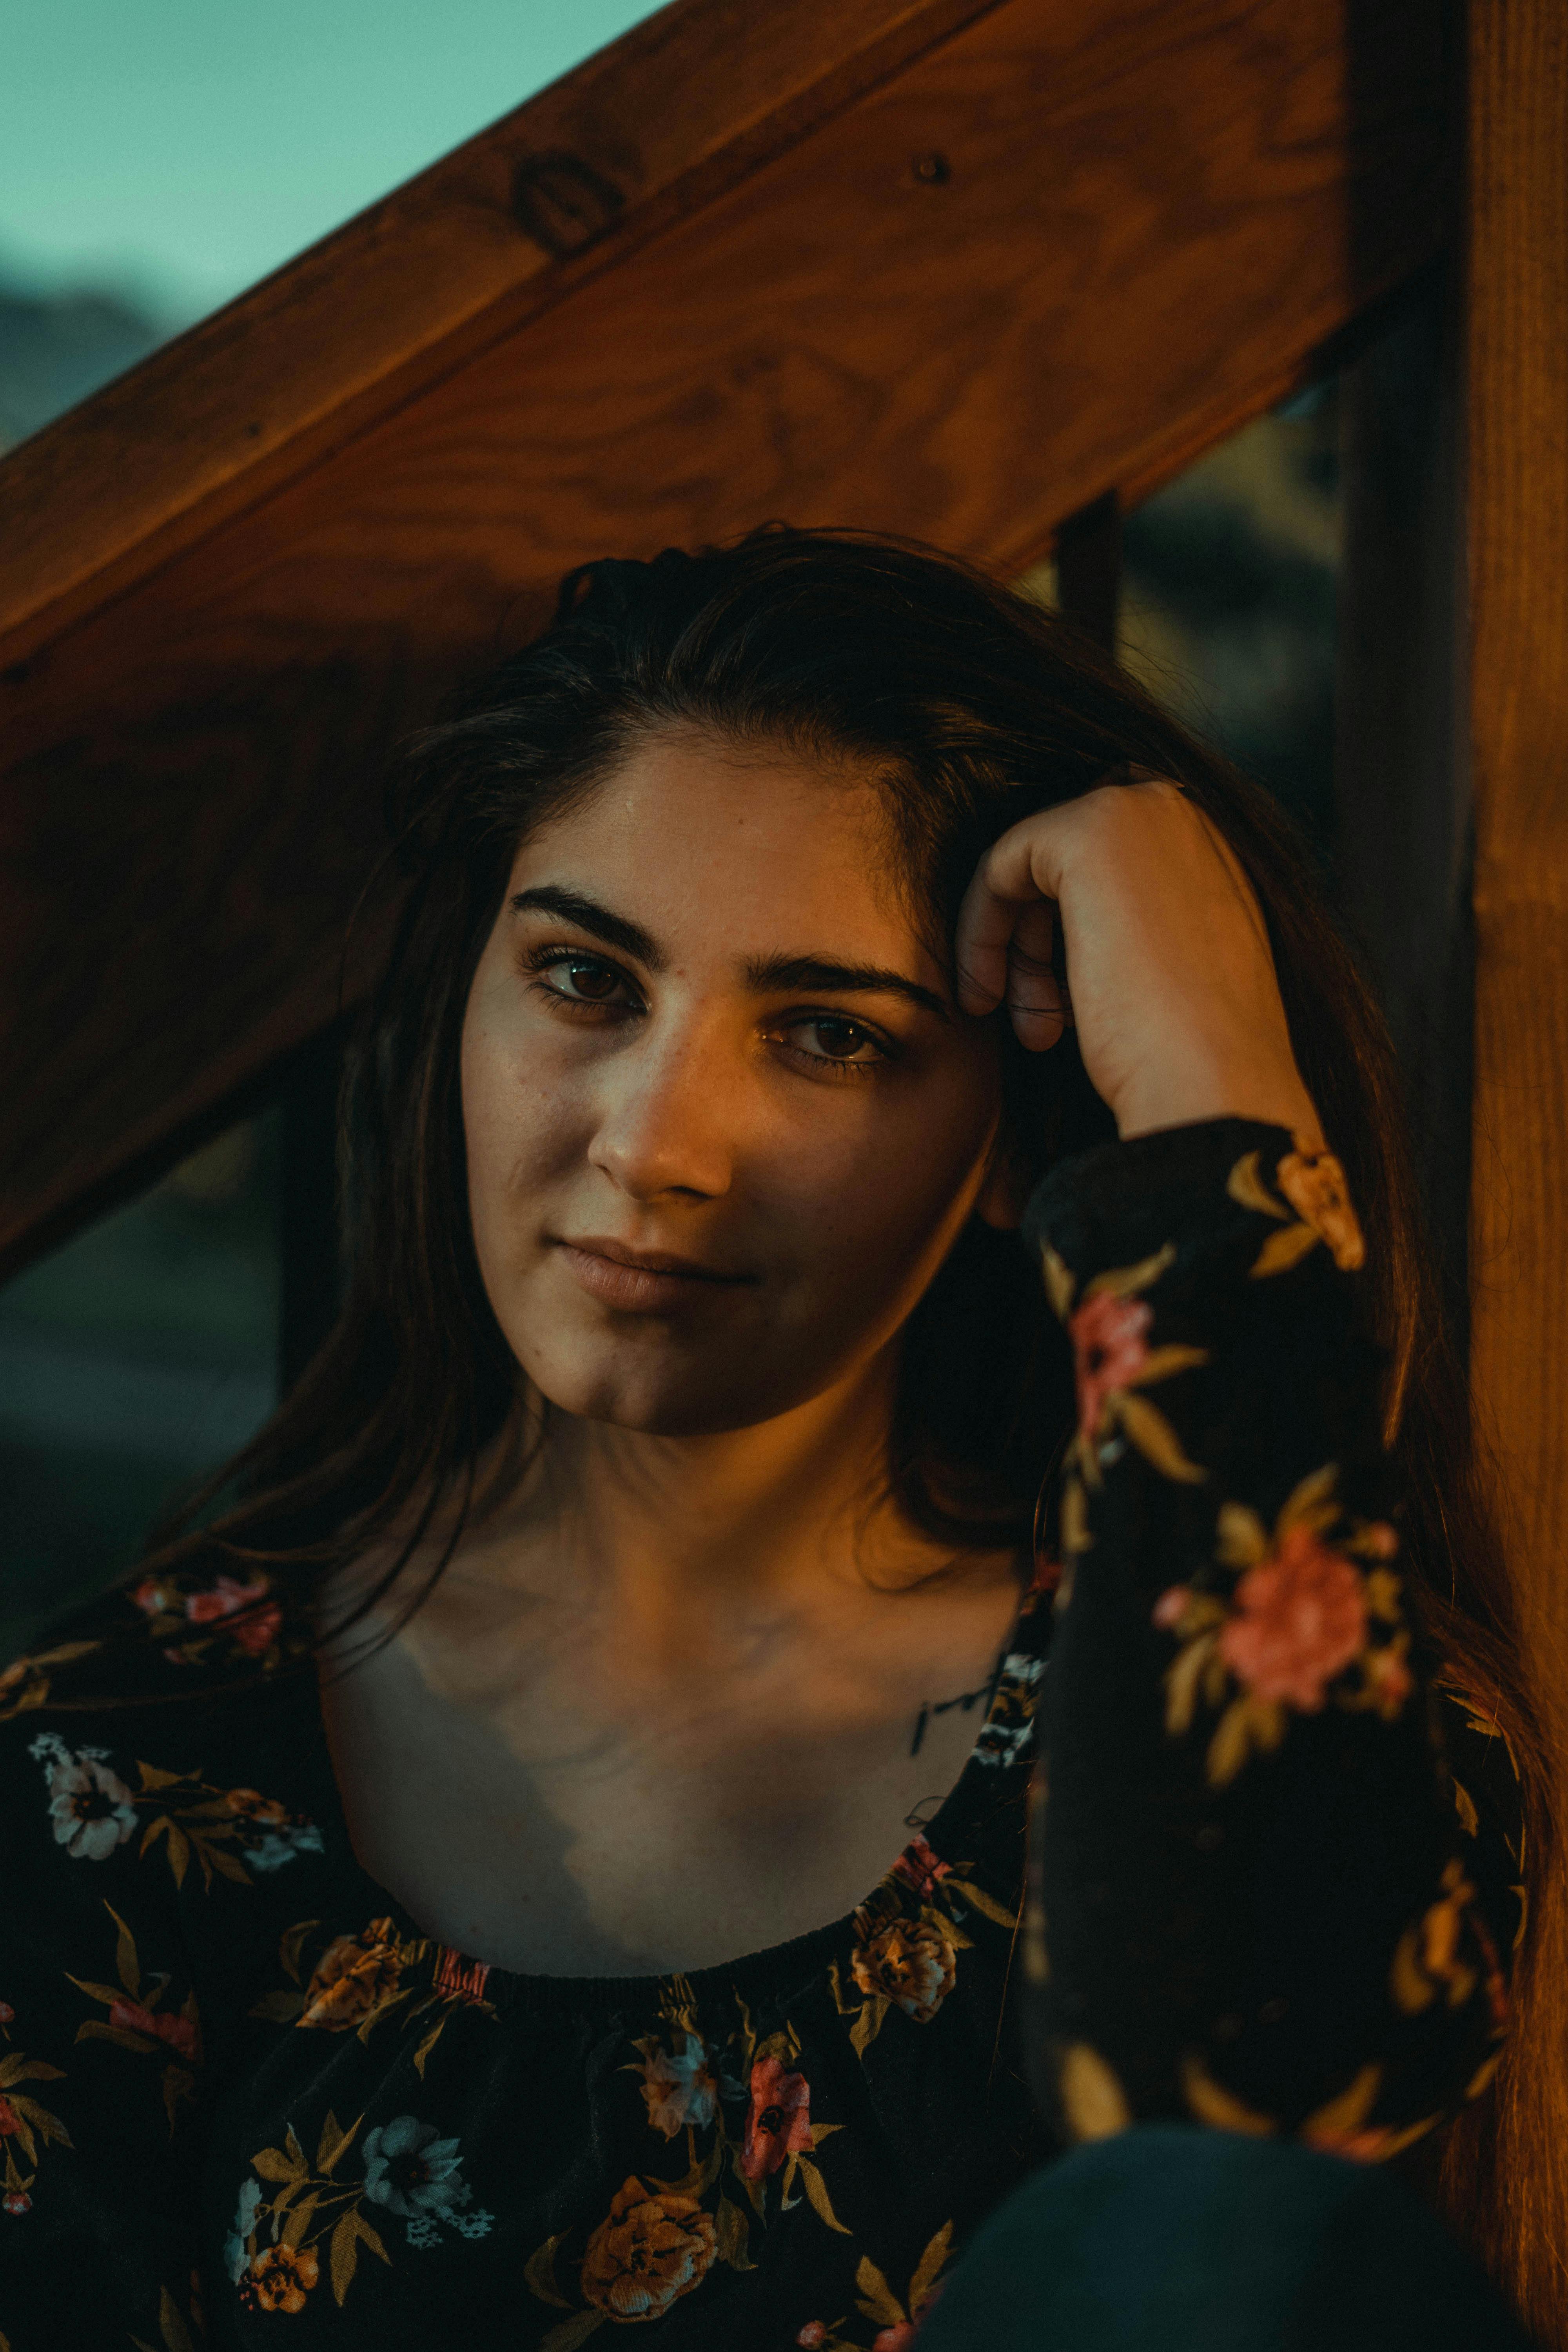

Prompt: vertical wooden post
[1466,0,1568,1661]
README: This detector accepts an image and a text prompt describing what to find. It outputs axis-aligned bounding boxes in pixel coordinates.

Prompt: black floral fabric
[0,1121,1523,2351]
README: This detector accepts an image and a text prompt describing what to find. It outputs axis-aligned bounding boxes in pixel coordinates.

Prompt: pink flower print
[1069,1292,1152,1443]
[0,2000,14,2026]
[0,2097,20,2136]
[892,1834,951,1902]
[797,2327,829,2348]
[1218,1525,1367,1710]
[1152,1585,1191,1631]
[873,2329,918,2352]
[108,1998,200,2060]
[185,1573,281,1652]
[230,1604,283,1655]
[1365,1646,1412,1713]
[2,2191,31,2216]
[740,2055,813,2180]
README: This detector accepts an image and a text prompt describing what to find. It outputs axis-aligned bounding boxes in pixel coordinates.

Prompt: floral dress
[0,1122,1523,2351]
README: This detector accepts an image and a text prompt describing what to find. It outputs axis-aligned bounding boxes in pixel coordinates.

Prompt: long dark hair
[139,526,1554,2328]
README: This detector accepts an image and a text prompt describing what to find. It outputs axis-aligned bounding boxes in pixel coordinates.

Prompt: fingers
[1005,897,1071,1051]
[955,808,1072,1049]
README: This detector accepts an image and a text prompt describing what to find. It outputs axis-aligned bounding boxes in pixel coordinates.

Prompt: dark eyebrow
[508,886,947,1021]
[744,954,949,1022]
[508,886,664,969]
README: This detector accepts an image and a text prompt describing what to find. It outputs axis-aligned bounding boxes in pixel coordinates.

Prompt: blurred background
[0,0,1344,1647]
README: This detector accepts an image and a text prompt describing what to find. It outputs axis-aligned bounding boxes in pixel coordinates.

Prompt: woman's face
[460,728,1013,1437]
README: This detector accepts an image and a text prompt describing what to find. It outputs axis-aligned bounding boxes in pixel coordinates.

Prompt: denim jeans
[916,2127,1532,2350]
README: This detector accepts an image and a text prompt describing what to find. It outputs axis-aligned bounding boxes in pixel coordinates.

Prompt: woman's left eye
[779,1015,891,1075]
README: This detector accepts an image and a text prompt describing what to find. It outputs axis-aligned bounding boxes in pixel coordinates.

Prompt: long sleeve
[1022,1118,1520,2162]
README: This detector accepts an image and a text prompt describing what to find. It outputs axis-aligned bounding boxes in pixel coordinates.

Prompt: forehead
[504,727,927,963]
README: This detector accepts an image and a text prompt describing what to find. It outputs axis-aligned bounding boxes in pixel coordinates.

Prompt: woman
[0,530,1544,2347]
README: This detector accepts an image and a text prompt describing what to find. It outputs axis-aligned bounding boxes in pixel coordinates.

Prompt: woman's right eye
[528,951,636,1010]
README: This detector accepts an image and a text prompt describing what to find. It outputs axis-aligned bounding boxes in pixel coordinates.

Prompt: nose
[587,1018,737,1203]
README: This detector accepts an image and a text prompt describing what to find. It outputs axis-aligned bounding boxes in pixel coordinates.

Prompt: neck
[479,1343,969,1627]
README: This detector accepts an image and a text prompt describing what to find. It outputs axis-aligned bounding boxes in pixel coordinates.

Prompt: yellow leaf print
[1057,2041,1132,2142]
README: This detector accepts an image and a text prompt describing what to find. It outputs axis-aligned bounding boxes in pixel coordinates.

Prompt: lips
[553,1236,754,1314]
[562,1237,747,1280]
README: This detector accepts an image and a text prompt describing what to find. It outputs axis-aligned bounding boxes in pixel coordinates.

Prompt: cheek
[459,1004,583,1259]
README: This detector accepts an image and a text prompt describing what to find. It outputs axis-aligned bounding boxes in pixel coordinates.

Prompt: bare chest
[316,1596,1013,1979]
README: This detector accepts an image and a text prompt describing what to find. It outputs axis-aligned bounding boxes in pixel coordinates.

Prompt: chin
[521,1342,826,1439]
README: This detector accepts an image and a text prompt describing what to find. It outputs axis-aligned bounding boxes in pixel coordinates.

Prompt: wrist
[1114,1058,1322,1151]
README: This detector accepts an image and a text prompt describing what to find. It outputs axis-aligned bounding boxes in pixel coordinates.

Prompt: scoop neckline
[293,1571,1042,2017]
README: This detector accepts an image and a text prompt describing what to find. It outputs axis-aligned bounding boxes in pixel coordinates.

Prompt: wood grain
[1466,0,1568,1653]
[0,0,1004,668]
[0,0,1454,1278]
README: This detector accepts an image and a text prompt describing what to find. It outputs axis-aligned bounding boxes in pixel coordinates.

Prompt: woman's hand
[954,778,1324,1147]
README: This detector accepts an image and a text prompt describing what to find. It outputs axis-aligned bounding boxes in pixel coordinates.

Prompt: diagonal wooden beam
[0,0,1455,1280]
[0,0,1004,670]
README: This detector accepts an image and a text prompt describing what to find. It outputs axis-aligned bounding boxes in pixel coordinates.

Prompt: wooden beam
[1466,2,1568,1653]
[0,0,1004,669]
[0,0,1454,1279]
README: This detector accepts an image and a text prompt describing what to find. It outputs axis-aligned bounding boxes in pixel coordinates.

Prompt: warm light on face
[458,729,1009,1437]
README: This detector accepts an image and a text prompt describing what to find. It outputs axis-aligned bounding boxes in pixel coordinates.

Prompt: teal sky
[0,0,664,325]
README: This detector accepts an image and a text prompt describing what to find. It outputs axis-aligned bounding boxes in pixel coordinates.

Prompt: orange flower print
[852,1913,958,2024]
[1218,1524,1368,1710]
[298,1919,406,2031]
[1157,1467,1410,1786]
[580,2176,718,2320]
[244,2242,319,2314]
[740,2055,813,2180]
[1069,1291,1152,1443]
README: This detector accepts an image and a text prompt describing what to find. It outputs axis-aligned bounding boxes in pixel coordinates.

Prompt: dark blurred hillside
[0,274,165,449]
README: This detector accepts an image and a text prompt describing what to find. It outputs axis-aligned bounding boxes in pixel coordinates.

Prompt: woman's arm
[955,780,1519,2155]
[1019,1116,1516,2154]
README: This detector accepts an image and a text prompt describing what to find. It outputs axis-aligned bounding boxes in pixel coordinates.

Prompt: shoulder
[2,1558,315,1721]
[0,1561,330,1915]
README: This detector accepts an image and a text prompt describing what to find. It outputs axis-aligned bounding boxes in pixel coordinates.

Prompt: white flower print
[639,2031,721,2139]
[243,1821,326,1873]
[29,1733,137,1861]
[362,2116,483,2227]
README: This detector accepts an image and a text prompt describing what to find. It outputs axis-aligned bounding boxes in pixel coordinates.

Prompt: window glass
[1018,385,1341,862]
[1118,384,1341,858]
[0,1119,279,1657]
[0,0,667,446]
